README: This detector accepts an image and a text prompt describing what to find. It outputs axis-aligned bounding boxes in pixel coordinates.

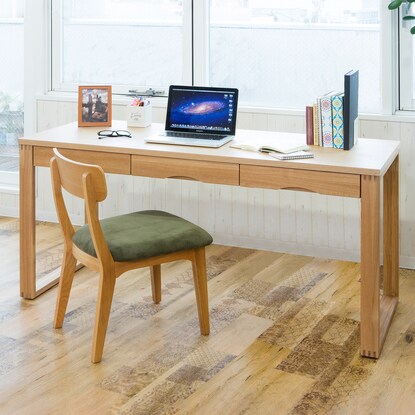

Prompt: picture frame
[78,85,112,127]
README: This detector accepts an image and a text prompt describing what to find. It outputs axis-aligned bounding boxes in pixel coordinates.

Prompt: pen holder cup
[126,103,152,128]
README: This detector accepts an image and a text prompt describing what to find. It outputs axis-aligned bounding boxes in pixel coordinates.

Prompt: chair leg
[191,247,210,335]
[150,264,161,304]
[91,269,116,363]
[54,250,77,329]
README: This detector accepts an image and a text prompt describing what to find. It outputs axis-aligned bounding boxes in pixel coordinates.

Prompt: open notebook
[230,136,309,154]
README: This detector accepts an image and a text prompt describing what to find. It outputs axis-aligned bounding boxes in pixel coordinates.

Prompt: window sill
[39,91,415,121]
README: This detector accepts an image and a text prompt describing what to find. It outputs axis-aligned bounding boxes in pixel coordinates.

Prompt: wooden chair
[50,148,211,363]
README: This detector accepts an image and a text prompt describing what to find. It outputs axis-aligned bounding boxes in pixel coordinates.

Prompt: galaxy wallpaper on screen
[169,90,235,132]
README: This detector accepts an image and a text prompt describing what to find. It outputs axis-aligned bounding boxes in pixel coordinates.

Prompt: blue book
[343,70,359,151]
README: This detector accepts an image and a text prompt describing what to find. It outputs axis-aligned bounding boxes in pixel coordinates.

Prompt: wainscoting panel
[3,98,414,268]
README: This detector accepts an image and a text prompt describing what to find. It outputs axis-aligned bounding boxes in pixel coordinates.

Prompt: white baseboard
[35,210,83,225]
[400,256,415,270]
[213,232,361,263]
[2,209,414,270]
[0,207,19,218]
[214,233,415,270]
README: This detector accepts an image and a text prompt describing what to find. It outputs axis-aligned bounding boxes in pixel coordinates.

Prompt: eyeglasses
[97,129,132,138]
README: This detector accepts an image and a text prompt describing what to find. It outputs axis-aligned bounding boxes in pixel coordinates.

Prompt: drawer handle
[168,175,199,181]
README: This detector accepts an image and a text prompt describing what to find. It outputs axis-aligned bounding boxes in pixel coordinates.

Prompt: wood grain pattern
[240,165,361,197]
[19,121,399,176]
[383,155,399,297]
[19,144,36,298]
[34,146,131,174]
[360,174,381,358]
[132,155,239,185]
[2,219,415,415]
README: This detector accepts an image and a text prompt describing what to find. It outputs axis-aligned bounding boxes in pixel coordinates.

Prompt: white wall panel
[247,188,264,239]
[399,122,415,264]
[295,192,313,246]
[327,196,346,250]
[132,177,152,212]
[310,194,329,248]
[343,198,361,253]
[231,186,248,237]
[263,189,280,241]
[180,181,199,224]
[3,98,414,268]
[198,182,215,231]
[214,185,234,236]
[0,192,19,217]
[165,179,183,218]
[279,190,296,243]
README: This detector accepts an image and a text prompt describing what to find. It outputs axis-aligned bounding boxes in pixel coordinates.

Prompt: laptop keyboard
[163,131,227,141]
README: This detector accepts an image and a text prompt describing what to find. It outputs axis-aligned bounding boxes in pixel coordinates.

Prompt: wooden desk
[19,121,400,359]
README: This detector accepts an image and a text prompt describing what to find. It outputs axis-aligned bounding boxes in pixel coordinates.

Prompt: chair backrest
[50,148,112,262]
[51,148,107,201]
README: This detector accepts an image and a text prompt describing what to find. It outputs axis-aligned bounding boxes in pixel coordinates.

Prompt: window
[52,0,191,95]
[209,0,381,112]
[399,4,415,111]
[51,0,382,113]
[0,0,24,175]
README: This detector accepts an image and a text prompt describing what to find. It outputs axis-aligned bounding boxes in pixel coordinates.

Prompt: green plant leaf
[388,0,404,9]
[403,15,415,19]
[411,25,415,34]
[408,0,415,3]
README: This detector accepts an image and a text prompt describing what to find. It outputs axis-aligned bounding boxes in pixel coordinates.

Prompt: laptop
[145,85,239,148]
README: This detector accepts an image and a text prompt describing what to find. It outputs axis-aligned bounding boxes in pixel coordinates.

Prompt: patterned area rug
[100,252,372,415]
[2,218,414,415]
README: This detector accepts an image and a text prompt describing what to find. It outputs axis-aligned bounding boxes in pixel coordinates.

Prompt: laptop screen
[165,85,238,135]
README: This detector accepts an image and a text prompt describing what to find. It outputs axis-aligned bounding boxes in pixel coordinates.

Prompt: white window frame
[0,0,49,191]
[0,1,25,190]
[380,0,398,116]
[50,0,193,96]
[398,5,415,111]
[192,0,209,86]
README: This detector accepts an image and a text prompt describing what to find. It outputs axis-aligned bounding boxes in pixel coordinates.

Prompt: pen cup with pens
[126,97,152,127]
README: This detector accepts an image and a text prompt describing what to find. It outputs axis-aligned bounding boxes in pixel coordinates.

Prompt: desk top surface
[19,121,400,176]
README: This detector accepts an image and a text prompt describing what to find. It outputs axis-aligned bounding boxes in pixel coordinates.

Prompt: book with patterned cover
[316,97,324,146]
[306,105,314,145]
[320,95,333,148]
[331,93,344,149]
[312,103,318,145]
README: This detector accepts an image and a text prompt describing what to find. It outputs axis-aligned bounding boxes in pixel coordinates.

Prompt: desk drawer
[34,147,131,175]
[132,155,239,185]
[240,165,360,197]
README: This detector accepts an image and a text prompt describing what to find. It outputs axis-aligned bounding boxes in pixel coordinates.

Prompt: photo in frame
[78,85,112,127]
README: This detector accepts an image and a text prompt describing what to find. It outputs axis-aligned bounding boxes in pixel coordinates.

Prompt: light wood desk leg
[360,174,381,358]
[379,157,399,349]
[360,156,399,359]
[383,156,399,297]
[20,144,36,299]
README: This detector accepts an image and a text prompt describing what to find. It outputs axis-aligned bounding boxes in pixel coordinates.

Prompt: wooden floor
[1,217,415,415]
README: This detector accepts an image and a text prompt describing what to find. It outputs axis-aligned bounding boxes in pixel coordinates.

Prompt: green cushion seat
[73,210,213,262]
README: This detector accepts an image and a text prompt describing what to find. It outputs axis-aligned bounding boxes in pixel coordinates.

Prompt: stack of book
[306,70,359,151]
